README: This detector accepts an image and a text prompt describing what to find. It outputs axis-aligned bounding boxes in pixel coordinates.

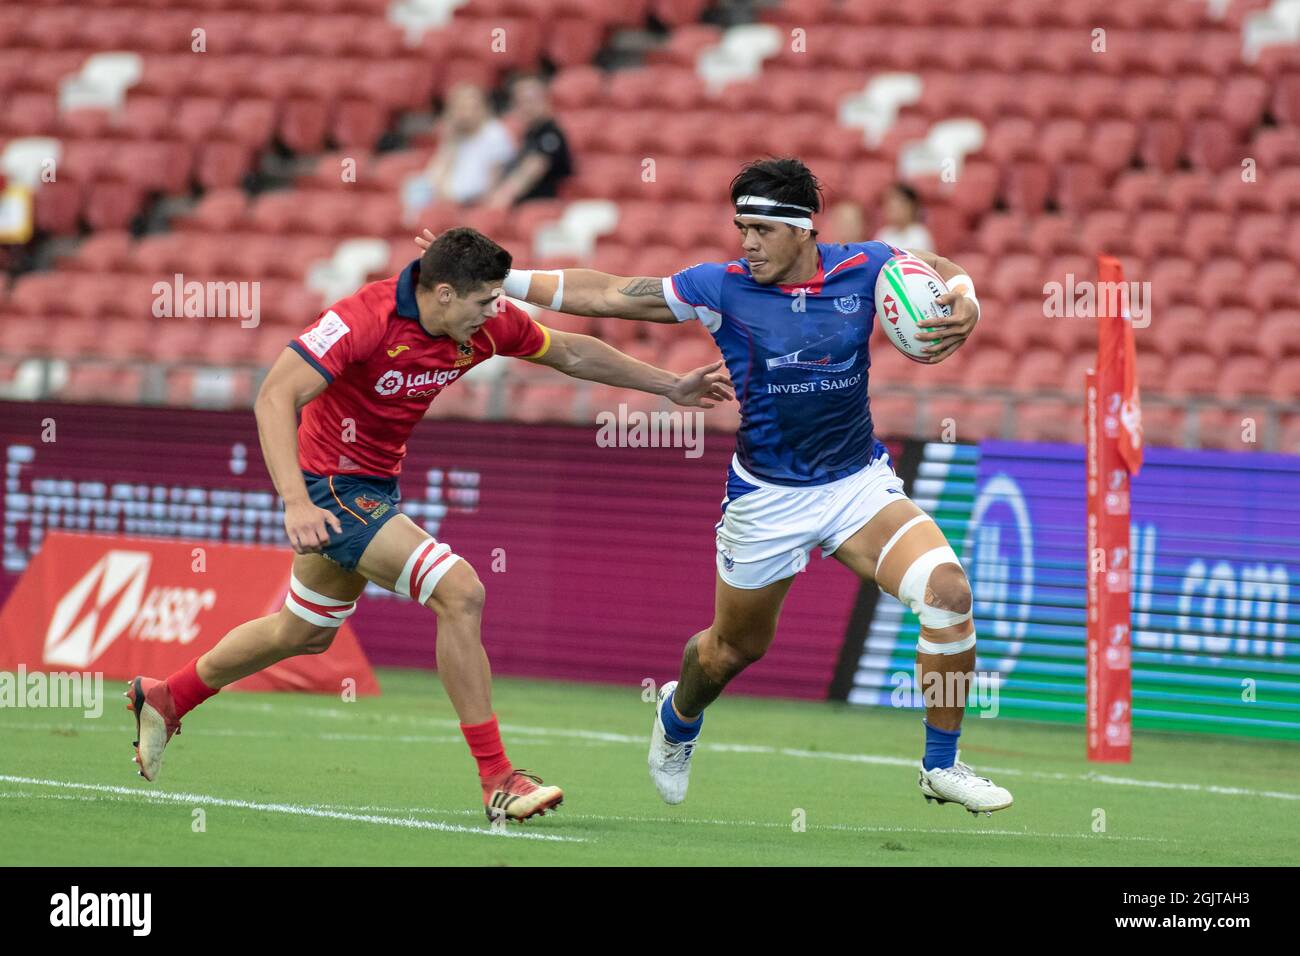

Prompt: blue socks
[661,690,703,743]
[922,721,961,770]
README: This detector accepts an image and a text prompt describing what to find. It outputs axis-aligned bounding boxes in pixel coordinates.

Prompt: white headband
[733,194,814,229]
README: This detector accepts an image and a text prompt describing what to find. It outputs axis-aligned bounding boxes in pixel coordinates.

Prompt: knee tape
[284,572,357,629]
[396,538,460,605]
[897,545,973,632]
[918,630,976,655]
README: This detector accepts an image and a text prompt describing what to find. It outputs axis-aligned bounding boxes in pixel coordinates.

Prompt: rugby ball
[874,253,951,363]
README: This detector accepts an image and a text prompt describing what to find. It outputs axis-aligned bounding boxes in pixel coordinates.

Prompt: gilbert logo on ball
[874,254,951,363]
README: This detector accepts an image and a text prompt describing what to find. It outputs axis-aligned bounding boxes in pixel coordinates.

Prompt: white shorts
[715,452,908,589]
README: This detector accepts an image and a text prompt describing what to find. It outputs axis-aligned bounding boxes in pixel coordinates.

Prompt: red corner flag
[1097,255,1143,474]
[1086,254,1141,762]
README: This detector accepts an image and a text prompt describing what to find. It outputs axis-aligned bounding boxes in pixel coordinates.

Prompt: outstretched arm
[904,247,981,363]
[527,328,733,408]
[415,229,678,322]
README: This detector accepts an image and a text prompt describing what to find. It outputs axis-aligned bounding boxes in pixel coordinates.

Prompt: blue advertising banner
[846,441,1300,740]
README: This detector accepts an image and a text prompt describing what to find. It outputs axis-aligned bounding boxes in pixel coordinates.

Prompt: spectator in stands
[402,84,516,220]
[874,182,933,251]
[825,199,867,244]
[484,75,573,208]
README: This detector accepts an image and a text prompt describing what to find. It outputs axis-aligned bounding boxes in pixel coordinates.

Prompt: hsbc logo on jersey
[374,368,461,398]
[44,551,216,668]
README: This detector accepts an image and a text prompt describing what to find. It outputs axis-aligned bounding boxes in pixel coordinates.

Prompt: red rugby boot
[482,769,563,822]
[124,677,182,782]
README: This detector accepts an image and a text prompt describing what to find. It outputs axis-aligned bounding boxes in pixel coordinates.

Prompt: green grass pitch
[1,668,1296,866]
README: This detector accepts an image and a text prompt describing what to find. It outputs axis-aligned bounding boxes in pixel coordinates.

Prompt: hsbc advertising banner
[844,440,1300,742]
[0,531,379,694]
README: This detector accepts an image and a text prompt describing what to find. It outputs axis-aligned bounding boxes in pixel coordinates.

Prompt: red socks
[167,659,219,719]
[460,714,512,781]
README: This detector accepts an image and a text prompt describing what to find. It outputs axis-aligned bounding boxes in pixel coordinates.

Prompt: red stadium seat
[1054,164,1105,217]
[1187,118,1243,173]
[1163,354,1219,398]
[1195,405,1271,450]
[962,347,1015,390]
[1087,119,1140,175]
[1079,211,1132,258]
[1140,404,1187,449]
[1182,211,1235,263]
[1138,118,1184,171]
[974,214,1030,257]
[1012,349,1067,392]
[278,97,332,153]
[1129,211,1183,261]
[1195,259,1251,310]
[1279,413,1300,454]
[1263,313,1300,358]
[1216,357,1273,401]
[1204,309,1264,360]
[94,319,157,363]
[989,254,1042,302]
[1017,398,1084,444]
[56,364,145,404]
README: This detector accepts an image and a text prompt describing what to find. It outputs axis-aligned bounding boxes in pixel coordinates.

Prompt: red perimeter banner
[0,531,379,695]
[1085,255,1144,762]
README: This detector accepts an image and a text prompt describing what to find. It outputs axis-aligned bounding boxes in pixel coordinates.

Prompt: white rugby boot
[647,681,698,805]
[918,752,1014,816]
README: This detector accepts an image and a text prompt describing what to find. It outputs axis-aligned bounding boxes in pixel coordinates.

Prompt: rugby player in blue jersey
[417,158,1012,815]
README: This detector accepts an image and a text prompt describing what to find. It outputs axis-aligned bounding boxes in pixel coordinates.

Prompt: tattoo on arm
[618,278,666,299]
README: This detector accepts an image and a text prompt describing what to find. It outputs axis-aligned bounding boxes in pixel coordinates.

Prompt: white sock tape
[284,572,357,629]
[396,538,460,605]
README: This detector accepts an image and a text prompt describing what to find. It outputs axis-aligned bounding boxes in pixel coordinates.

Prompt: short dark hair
[729,157,825,231]
[889,181,921,211]
[418,227,512,295]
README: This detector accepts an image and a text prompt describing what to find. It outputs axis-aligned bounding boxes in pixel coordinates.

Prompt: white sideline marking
[0,721,470,746]
[221,702,1300,803]
[294,802,1176,842]
[0,792,1173,843]
[0,776,584,843]
[10,701,1300,804]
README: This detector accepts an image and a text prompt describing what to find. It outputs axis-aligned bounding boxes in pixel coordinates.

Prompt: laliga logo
[375,368,461,397]
[964,473,1034,675]
[44,551,216,668]
[375,370,404,396]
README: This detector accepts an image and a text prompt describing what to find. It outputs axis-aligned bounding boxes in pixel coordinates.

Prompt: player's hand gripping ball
[874,253,952,363]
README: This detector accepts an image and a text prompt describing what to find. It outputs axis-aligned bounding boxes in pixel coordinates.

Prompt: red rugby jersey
[288,259,550,477]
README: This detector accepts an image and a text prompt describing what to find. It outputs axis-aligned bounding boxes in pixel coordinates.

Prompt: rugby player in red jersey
[124,228,733,822]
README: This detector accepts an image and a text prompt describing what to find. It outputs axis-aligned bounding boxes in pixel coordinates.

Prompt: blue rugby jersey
[664,241,901,486]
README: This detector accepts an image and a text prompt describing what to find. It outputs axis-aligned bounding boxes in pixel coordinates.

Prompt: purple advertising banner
[1,401,866,699]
